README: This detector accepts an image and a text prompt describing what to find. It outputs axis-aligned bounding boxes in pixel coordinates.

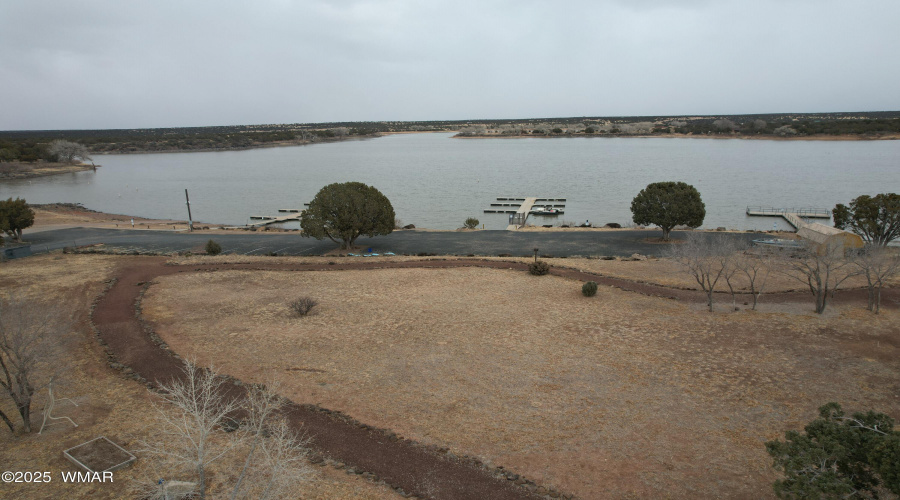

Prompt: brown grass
[0,254,400,499]
[142,266,900,498]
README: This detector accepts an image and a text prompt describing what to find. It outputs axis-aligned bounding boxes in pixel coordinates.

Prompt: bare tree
[781,242,858,314]
[231,384,313,500]
[734,247,774,310]
[140,362,314,500]
[669,233,736,312]
[230,382,284,500]
[48,140,91,163]
[250,418,313,500]
[718,238,748,311]
[850,246,900,314]
[142,360,241,499]
[0,298,69,433]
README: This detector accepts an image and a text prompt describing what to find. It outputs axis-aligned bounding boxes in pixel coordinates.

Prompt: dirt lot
[31,203,197,232]
[0,254,400,499]
[141,263,900,498]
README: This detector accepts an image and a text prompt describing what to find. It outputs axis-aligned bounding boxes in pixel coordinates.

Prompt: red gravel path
[91,257,896,500]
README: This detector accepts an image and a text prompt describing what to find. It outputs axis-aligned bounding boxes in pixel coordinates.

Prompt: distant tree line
[3,112,899,159]
[458,116,900,138]
[0,127,380,159]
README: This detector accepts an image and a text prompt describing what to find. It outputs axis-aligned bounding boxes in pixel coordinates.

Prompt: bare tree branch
[0,297,70,433]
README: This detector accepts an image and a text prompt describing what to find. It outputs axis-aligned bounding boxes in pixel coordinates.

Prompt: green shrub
[582,281,598,297]
[528,261,550,276]
[464,217,479,229]
[205,239,222,255]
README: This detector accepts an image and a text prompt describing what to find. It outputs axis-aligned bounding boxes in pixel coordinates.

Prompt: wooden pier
[745,207,831,229]
[746,206,863,249]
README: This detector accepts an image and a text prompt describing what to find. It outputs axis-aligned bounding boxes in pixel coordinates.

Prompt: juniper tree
[631,181,705,241]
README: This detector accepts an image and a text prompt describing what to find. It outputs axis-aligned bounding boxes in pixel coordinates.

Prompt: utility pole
[185,189,193,231]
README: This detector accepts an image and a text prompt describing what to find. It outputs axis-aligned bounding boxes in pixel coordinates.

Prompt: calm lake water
[2,133,898,230]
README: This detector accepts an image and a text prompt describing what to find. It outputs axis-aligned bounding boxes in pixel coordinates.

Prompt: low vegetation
[528,260,550,275]
[463,217,479,229]
[766,402,900,498]
[581,281,598,297]
[205,239,222,256]
[289,297,318,317]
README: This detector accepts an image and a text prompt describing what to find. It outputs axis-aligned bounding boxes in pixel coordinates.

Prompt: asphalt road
[12,227,766,259]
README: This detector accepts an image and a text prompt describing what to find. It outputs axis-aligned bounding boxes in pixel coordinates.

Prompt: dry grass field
[142,264,900,498]
[0,254,400,500]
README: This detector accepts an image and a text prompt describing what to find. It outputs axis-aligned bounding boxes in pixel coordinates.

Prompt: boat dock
[745,207,831,229]
[746,206,863,249]
[247,210,304,227]
[484,197,567,213]
[482,197,567,230]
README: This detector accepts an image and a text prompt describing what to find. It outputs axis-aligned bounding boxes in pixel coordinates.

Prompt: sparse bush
[582,281,598,297]
[528,261,550,276]
[205,240,222,255]
[464,217,479,229]
[290,297,318,317]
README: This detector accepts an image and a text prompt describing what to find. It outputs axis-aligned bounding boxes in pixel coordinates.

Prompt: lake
[1,133,898,230]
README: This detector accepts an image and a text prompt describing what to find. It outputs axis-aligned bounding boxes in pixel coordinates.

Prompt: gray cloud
[1,0,898,130]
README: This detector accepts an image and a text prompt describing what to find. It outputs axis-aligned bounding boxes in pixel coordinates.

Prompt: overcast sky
[2,0,898,130]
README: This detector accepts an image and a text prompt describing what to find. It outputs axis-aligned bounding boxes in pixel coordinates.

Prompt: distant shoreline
[453,132,900,142]
[91,133,380,155]
[0,162,96,180]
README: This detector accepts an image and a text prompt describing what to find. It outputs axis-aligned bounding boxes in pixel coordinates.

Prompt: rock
[403,224,415,229]
[604,222,621,228]
[716,226,727,231]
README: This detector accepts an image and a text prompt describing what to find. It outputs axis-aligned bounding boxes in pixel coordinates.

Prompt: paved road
[10,227,765,259]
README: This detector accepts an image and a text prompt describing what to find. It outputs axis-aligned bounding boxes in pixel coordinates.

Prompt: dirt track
[90,257,896,499]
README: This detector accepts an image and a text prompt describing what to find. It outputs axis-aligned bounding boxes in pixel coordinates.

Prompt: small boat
[752,238,803,249]
[531,206,563,216]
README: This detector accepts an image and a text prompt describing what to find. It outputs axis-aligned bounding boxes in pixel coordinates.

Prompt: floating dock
[484,196,566,230]
[247,211,304,227]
